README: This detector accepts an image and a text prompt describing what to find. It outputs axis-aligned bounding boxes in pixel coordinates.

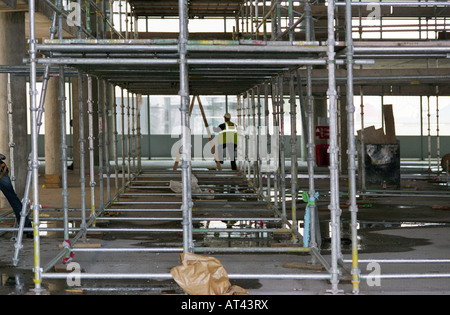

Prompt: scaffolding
[0,0,449,295]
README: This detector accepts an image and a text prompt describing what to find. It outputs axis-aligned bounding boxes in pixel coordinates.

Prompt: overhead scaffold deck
[0,0,448,295]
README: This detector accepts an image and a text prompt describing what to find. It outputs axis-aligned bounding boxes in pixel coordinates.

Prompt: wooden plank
[383,104,397,144]
[196,96,222,171]
[44,174,61,188]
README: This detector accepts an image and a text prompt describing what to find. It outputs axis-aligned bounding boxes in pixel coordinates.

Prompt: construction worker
[213,113,238,170]
[0,154,32,237]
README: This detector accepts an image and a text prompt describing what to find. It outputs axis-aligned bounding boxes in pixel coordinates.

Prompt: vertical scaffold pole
[289,72,298,240]
[278,76,287,226]
[305,1,320,251]
[257,85,263,194]
[103,80,111,203]
[427,95,431,176]
[7,73,15,189]
[327,0,342,294]
[136,94,142,173]
[127,90,131,182]
[87,75,96,227]
[77,1,85,229]
[243,92,246,172]
[78,71,87,238]
[436,89,440,174]
[251,88,257,187]
[247,91,252,181]
[113,85,120,193]
[271,78,279,210]
[98,78,105,212]
[57,0,70,256]
[179,0,193,252]
[28,0,43,291]
[264,82,271,198]
[13,12,58,267]
[121,87,126,187]
[132,92,136,173]
[237,95,243,171]
[359,86,366,192]
[346,0,360,294]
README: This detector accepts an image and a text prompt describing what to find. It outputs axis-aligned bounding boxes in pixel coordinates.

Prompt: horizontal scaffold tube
[35,58,374,66]
[94,217,282,222]
[36,44,178,52]
[41,272,330,280]
[37,43,326,53]
[1,226,285,233]
[354,47,450,54]
[344,259,450,264]
[335,1,450,6]
[72,248,184,253]
[71,247,309,253]
[119,192,259,197]
[192,247,310,253]
[360,273,450,279]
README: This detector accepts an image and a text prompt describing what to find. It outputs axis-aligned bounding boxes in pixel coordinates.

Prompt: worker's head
[224,113,231,121]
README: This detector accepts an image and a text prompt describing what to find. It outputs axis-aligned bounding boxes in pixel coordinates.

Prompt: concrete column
[44,77,62,187]
[0,12,28,205]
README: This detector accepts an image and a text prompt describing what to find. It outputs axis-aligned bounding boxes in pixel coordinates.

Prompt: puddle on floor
[0,263,34,295]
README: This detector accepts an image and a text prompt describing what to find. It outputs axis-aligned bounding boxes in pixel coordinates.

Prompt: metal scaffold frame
[0,0,446,294]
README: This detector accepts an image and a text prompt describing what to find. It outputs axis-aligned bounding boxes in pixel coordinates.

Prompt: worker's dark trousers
[0,170,32,228]
[218,144,237,170]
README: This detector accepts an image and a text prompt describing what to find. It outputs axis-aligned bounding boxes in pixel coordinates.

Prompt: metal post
[28,0,43,292]
[7,73,15,189]
[127,90,131,182]
[288,0,294,42]
[264,82,270,198]
[87,75,96,226]
[242,93,246,179]
[359,86,366,192]
[13,11,58,267]
[136,94,142,172]
[289,72,298,239]
[271,79,279,210]
[427,95,431,176]
[246,92,251,181]
[420,96,424,160]
[98,78,105,212]
[131,92,136,174]
[257,85,263,194]
[112,85,120,193]
[179,0,193,252]
[147,95,151,160]
[436,90,440,174]
[278,76,287,226]
[327,0,342,294]
[251,88,257,187]
[121,87,126,187]
[305,6,320,250]
[103,80,111,203]
[78,71,87,238]
[58,0,70,254]
[237,95,242,171]
[346,0,360,294]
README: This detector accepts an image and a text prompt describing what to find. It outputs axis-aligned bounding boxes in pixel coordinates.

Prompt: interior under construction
[0,0,449,295]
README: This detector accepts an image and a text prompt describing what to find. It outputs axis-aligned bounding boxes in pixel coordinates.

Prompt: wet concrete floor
[0,161,449,295]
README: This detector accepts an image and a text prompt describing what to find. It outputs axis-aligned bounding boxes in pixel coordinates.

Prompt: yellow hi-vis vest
[218,121,238,145]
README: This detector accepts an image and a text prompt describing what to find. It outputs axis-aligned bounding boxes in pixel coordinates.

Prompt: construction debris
[171,252,248,295]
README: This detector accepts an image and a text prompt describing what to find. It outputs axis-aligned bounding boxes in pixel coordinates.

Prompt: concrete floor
[0,159,449,295]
